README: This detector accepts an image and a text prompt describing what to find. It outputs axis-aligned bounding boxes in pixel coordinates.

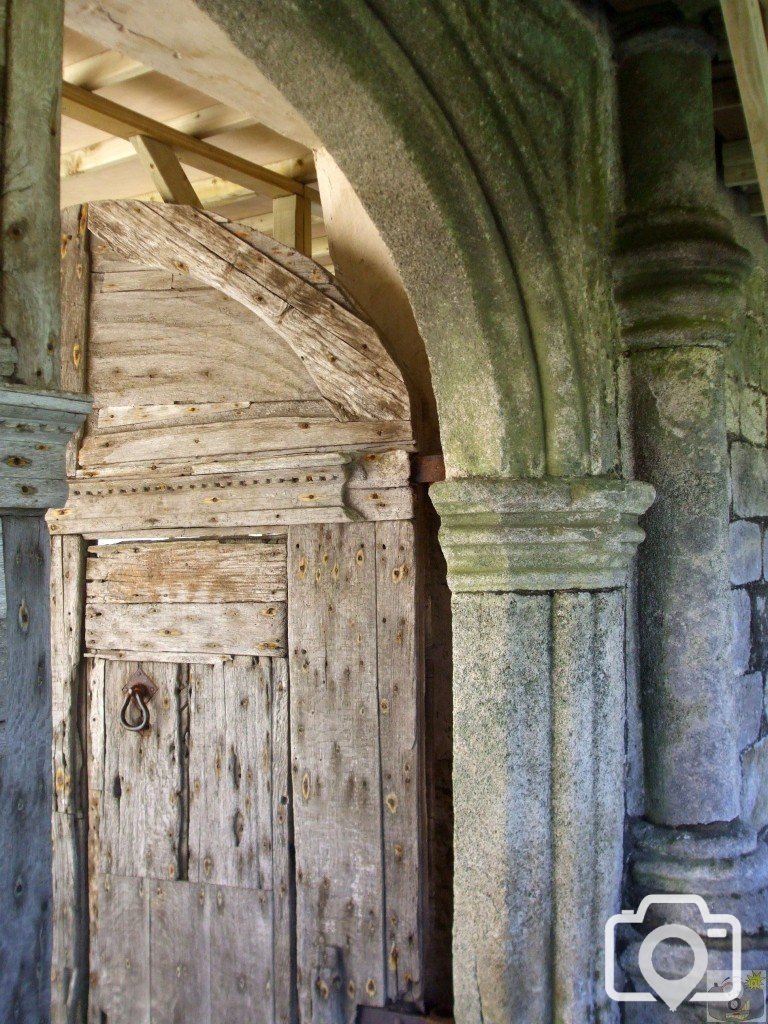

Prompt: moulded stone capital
[614,210,753,351]
[0,384,91,511]
[431,475,654,593]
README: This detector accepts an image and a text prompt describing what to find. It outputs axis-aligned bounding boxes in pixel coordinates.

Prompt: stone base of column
[617,821,768,1021]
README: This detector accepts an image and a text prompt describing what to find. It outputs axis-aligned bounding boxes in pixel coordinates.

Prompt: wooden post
[130,135,202,207]
[272,194,313,256]
[0,4,91,1023]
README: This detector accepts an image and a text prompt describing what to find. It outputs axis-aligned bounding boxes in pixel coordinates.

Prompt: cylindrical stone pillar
[615,28,752,827]
[432,476,653,1024]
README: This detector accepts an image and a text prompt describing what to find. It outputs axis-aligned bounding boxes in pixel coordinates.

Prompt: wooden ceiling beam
[62,103,258,178]
[63,49,148,90]
[130,135,202,207]
[62,82,320,202]
[721,0,768,216]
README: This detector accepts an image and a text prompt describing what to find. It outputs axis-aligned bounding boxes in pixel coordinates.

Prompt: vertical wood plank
[375,520,423,1005]
[0,515,54,1022]
[60,204,91,477]
[188,657,272,889]
[2,0,64,387]
[150,879,210,1024]
[90,873,150,1024]
[272,194,312,257]
[100,660,185,880]
[209,884,274,1024]
[288,523,385,1023]
[271,657,295,1024]
[50,533,88,1024]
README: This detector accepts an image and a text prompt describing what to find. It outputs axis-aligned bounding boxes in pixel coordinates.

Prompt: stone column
[615,26,751,828]
[615,28,768,1018]
[431,476,653,1024]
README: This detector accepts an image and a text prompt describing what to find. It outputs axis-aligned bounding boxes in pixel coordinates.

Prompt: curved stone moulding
[432,476,655,593]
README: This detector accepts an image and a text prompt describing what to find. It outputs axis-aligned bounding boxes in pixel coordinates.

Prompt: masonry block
[732,588,752,675]
[740,388,767,446]
[742,736,768,830]
[752,584,768,673]
[738,671,764,749]
[732,442,768,518]
[729,520,762,584]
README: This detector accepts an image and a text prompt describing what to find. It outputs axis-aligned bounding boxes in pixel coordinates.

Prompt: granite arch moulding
[70,0,619,482]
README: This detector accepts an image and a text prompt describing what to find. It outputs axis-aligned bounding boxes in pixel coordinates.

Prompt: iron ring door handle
[119,686,151,732]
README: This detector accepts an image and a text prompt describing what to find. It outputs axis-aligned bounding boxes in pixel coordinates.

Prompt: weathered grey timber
[0,517,54,1022]
[0,4,90,1022]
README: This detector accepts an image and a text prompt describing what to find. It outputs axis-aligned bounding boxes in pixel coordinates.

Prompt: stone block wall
[727,255,768,831]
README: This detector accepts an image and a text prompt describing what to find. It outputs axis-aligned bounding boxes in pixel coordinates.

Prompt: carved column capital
[431,476,654,593]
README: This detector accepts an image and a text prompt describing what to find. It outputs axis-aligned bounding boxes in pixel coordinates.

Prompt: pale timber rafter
[86,201,412,424]
[62,82,321,203]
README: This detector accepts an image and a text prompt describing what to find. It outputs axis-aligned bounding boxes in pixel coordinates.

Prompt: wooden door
[51,202,425,1024]
[83,538,292,1024]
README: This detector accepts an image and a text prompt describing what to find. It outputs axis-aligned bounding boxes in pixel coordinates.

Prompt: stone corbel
[0,385,92,512]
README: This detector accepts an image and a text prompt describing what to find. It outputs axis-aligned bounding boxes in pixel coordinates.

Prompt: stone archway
[60,3,655,1021]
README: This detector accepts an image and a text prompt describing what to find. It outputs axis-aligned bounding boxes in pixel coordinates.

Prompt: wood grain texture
[270,658,295,1024]
[288,523,386,1023]
[2,0,63,387]
[50,534,89,1024]
[150,880,210,1024]
[188,659,273,889]
[86,601,287,657]
[209,883,276,1024]
[0,516,54,1022]
[375,520,423,1005]
[87,202,411,422]
[89,285,321,408]
[95,398,331,432]
[77,415,414,467]
[97,660,186,880]
[90,873,150,1024]
[86,538,287,603]
[60,205,91,477]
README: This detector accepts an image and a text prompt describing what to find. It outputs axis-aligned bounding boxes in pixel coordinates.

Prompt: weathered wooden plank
[86,538,287,603]
[50,534,89,1024]
[347,486,415,522]
[288,523,386,1022]
[150,880,211,1024]
[90,240,160,272]
[87,202,411,422]
[375,520,423,1004]
[2,0,63,388]
[348,450,411,489]
[76,450,348,480]
[96,398,331,432]
[0,516,54,1022]
[93,268,175,292]
[78,416,414,467]
[271,658,295,1024]
[99,660,185,879]
[85,649,234,665]
[86,601,287,657]
[188,658,273,889]
[210,884,275,1024]
[89,286,321,408]
[60,205,91,477]
[90,874,150,1024]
